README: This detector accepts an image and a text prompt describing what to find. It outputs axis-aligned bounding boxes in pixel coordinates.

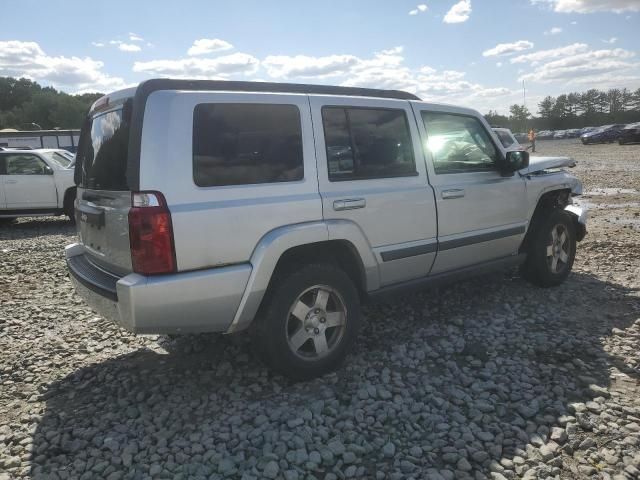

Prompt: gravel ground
[1,139,639,480]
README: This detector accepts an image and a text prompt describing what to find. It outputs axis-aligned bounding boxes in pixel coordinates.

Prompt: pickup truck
[0,148,76,222]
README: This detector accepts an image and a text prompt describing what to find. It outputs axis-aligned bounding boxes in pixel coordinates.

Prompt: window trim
[321,105,418,182]
[421,111,505,175]
[191,102,305,188]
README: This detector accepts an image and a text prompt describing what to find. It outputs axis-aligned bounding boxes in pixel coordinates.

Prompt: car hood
[520,156,576,175]
[582,130,603,137]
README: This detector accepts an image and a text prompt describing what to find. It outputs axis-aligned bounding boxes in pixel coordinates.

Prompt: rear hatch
[75,98,134,276]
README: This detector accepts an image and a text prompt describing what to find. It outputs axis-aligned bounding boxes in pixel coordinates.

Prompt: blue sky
[1,0,639,114]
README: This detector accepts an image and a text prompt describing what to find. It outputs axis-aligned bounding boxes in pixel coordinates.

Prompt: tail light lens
[129,191,176,275]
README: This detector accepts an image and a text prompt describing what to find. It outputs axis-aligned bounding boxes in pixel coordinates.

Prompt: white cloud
[409,4,428,14]
[510,43,588,64]
[444,0,471,23]
[532,0,640,13]
[602,37,618,44]
[483,40,534,57]
[118,43,141,52]
[570,20,578,24]
[108,39,142,52]
[544,26,563,35]
[496,62,503,67]
[133,52,259,78]
[91,42,105,48]
[0,40,127,93]
[519,47,638,86]
[263,54,360,78]
[187,39,233,56]
[129,33,144,42]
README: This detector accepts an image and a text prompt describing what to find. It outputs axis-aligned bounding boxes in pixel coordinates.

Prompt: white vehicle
[0,148,76,222]
[66,79,587,379]
[492,128,525,151]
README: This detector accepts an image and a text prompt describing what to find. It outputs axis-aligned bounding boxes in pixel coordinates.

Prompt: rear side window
[322,107,416,181]
[193,103,304,187]
[78,107,130,190]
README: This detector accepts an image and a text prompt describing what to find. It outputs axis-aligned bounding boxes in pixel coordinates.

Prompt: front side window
[494,130,515,149]
[2,154,50,175]
[193,103,304,187]
[422,112,498,174]
[322,107,416,181]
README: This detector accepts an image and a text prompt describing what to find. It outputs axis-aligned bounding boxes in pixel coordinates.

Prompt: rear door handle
[333,198,366,211]
[441,189,465,199]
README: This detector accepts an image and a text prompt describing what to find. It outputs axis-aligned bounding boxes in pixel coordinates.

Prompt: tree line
[0,76,102,131]
[486,87,640,133]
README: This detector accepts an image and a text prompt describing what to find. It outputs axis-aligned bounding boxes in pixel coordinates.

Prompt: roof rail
[135,78,421,101]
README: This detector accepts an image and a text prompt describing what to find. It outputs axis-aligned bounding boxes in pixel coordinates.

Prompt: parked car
[66,79,587,379]
[537,130,554,140]
[581,124,626,144]
[565,129,582,138]
[0,148,76,222]
[493,127,525,151]
[618,122,640,145]
[579,126,597,135]
[554,130,567,139]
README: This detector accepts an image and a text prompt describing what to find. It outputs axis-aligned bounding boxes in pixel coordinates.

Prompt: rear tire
[522,209,576,287]
[253,263,360,380]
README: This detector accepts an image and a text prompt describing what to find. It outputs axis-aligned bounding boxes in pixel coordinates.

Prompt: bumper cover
[565,204,587,241]
[65,243,251,334]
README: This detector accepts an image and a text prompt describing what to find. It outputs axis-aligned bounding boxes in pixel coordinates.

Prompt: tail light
[128,191,176,275]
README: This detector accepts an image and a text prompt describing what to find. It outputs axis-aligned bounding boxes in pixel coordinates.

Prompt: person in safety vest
[527,129,536,153]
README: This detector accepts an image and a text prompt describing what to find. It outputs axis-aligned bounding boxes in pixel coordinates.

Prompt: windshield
[77,107,130,190]
[41,151,73,168]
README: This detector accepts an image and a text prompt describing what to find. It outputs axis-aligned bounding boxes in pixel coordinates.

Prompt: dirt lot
[1,139,639,480]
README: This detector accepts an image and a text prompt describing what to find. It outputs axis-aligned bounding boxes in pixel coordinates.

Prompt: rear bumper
[65,243,251,334]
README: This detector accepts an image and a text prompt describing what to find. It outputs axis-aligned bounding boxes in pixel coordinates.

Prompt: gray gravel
[1,139,639,479]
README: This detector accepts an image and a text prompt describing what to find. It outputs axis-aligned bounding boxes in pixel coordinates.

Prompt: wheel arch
[520,188,572,254]
[226,222,375,334]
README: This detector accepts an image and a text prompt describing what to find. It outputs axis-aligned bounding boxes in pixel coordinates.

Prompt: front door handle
[333,198,366,211]
[441,189,465,199]
[4,179,18,184]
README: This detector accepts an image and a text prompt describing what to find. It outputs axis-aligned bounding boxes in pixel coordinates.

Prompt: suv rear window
[193,103,304,187]
[322,107,416,181]
[77,107,130,190]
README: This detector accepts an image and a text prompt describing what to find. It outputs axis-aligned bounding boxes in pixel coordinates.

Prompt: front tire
[254,263,360,380]
[522,209,576,287]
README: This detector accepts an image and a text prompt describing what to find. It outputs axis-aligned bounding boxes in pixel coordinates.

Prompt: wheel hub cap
[286,285,347,360]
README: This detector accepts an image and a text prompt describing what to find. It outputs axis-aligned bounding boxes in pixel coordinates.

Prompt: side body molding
[226,220,381,333]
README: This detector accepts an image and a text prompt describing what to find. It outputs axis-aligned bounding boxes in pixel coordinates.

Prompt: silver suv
[66,79,587,379]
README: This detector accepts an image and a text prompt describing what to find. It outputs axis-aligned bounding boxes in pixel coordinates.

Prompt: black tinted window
[322,107,416,181]
[193,103,303,187]
[78,108,130,190]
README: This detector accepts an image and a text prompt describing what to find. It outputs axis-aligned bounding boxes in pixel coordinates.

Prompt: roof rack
[135,79,422,101]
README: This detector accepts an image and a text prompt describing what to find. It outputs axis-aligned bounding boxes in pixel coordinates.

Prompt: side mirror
[504,150,529,173]
[44,165,54,175]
